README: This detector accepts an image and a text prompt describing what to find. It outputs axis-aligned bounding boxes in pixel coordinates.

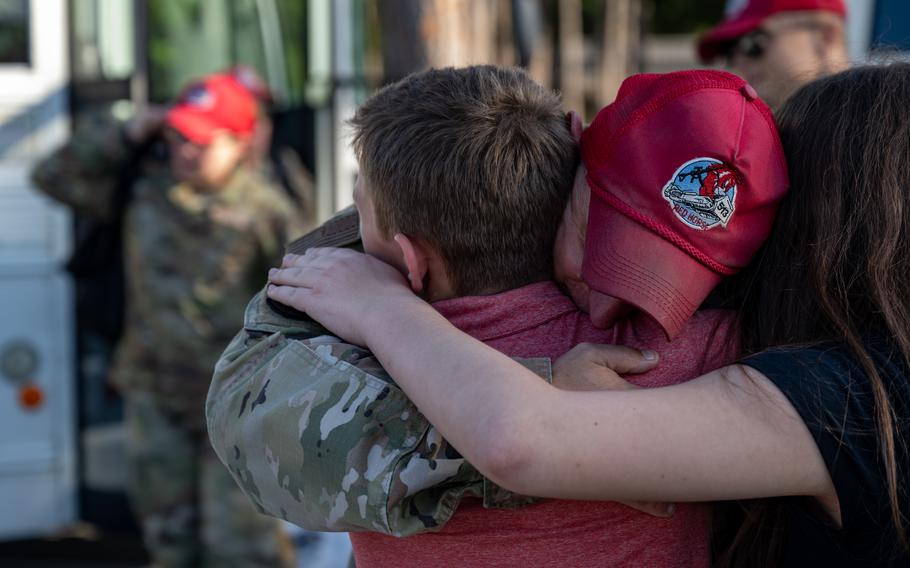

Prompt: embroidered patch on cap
[182,85,214,109]
[662,157,738,231]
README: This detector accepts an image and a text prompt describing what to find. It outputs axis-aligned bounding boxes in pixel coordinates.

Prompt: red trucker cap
[229,65,275,104]
[580,70,789,339]
[697,0,846,63]
[166,73,258,145]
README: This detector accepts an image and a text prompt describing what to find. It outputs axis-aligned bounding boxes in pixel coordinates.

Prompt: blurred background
[0,0,905,566]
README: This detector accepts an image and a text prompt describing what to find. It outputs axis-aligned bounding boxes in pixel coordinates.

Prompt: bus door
[0,0,76,540]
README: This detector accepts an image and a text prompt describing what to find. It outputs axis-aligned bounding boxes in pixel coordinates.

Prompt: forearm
[360,296,553,480]
[360,300,834,504]
[31,120,134,218]
[267,249,835,504]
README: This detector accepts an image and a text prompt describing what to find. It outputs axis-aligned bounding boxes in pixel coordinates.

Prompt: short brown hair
[350,65,578,296]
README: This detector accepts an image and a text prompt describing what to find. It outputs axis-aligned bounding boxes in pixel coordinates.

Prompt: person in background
[32,72,302,568]
[229,65,275,171]
[697,0,850,109]
[230,64,316,225]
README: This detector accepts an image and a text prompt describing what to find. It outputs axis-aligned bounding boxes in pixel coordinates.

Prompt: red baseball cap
[229,65,275,104]
[580,70,789,339]
[166,73,258,145]
[697,0,846,63]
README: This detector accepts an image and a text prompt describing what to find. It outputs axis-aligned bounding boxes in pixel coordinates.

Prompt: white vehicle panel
[0,0,76,539]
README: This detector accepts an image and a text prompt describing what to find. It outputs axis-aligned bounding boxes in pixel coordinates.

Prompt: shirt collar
[431,281,579,342]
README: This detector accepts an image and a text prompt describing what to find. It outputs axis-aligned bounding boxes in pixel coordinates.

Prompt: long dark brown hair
[720,63,910,565]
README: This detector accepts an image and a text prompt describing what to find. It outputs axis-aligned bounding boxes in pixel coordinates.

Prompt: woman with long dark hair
[267,64,910,566]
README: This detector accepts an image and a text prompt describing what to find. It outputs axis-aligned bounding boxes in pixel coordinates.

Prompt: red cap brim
[697,15,765,63]
[582,196,722,340]
[166,107,220,145]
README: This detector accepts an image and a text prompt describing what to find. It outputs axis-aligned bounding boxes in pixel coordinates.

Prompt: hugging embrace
[208,64,910,567]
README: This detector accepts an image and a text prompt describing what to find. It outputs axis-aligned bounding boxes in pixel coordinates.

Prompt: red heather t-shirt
[350,281,739,568]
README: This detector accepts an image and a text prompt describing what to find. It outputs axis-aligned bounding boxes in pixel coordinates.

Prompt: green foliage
[648,0,726,34]
[147,0,308,104]
[275,0,307,102]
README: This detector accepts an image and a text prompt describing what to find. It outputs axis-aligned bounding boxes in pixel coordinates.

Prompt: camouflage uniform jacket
[206,208,549,536]
[32,114,304,421]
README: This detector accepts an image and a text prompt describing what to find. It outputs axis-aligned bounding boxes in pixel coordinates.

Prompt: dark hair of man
[720,63,910,566]
[350,65,578,296]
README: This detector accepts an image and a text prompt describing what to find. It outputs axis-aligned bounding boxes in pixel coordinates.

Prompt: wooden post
[378,0,428,82]
[558,0,585,116]
[599,0,641,107]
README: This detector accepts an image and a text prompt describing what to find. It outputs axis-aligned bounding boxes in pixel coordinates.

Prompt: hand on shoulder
[266,247,418,346]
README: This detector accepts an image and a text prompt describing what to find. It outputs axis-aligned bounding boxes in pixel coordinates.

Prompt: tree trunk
[599,0,642,107]
[378,0,428,83]
[558,0,585,116]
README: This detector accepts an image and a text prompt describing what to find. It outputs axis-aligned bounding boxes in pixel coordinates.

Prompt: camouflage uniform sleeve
[30,113,134,219]
[206,289,551,536]
[206,210,551,536]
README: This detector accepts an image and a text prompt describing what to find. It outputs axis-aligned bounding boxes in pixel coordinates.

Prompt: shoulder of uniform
[266,207,361,322]
[234,170,294,210]
[286,205,360,253]
[238,168,284,196]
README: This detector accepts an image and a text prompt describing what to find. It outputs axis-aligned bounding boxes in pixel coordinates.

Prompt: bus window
[0,0,29,66]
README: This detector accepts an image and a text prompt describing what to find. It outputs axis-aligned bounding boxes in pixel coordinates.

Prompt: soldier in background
[32,72,301,568]
[228,65,275,172]
[697,0,850,109]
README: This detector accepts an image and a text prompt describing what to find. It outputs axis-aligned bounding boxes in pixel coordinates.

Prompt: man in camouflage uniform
[203,67,571,537]
[33,72,302,567]
[205,65,572,537]
[208,208,548,536]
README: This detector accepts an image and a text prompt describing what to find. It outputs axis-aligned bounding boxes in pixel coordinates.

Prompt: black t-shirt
[743,339,910,567]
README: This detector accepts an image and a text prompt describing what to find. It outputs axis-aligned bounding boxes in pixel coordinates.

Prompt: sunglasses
[724,21,822,62]
[725,29,773,61]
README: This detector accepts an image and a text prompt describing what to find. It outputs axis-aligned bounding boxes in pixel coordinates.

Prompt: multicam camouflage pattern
[126,392,294,568]
[32,115,305,424]
[31,111,139,220]
[32,113,303,567]
[207,212,550,536]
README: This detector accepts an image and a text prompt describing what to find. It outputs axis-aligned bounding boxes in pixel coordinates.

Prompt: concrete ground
[0,425,352,567]
[0,529,147,568]
[0,524,352,568]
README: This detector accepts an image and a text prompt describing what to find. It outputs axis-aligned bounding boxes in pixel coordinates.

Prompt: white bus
[0,0,75,540]
[0,0,363,541]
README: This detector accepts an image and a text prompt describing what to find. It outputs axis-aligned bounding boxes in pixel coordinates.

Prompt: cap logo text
[663,157,738,231]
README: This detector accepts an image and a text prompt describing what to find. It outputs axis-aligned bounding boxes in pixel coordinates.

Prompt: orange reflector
[19,383,44,410]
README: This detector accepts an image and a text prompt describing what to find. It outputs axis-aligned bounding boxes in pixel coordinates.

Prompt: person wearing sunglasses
[698,0,850,109]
